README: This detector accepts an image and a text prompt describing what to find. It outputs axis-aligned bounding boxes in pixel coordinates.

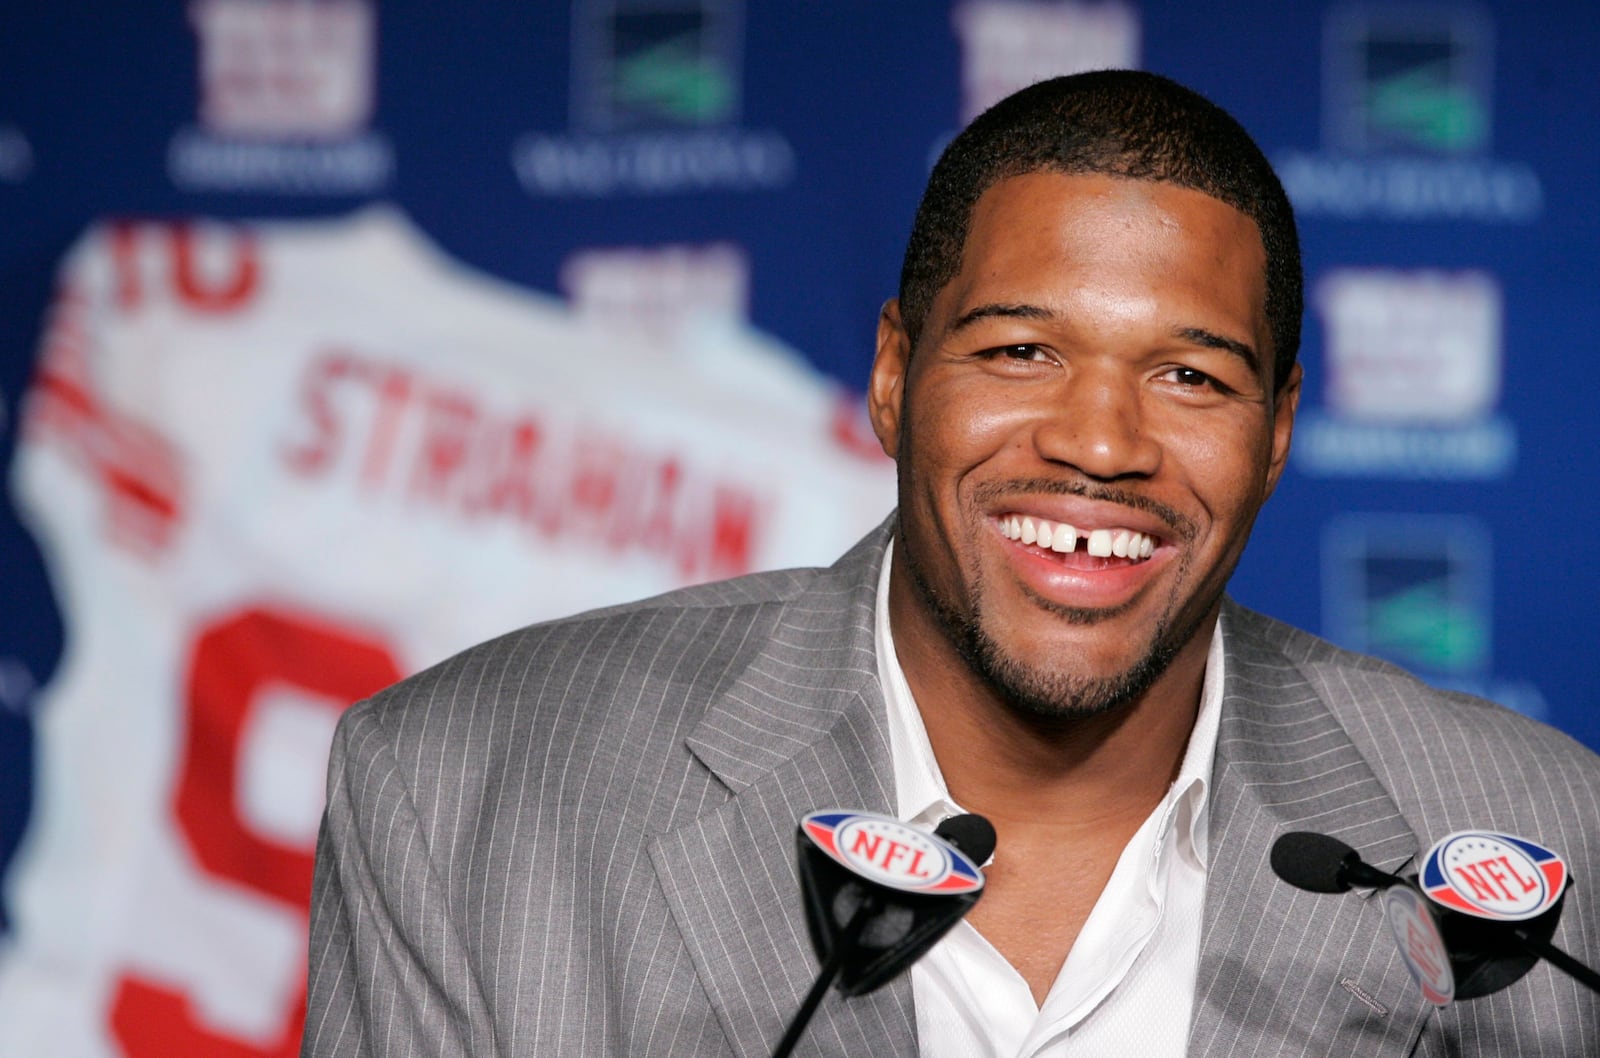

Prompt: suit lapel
[648,527,918,1058]
[648,543,1443,1058]
[1189,602,1432,1057]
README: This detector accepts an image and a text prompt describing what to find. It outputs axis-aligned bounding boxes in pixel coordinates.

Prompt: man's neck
[893,601,1214,1005]
[927,661,1205,826]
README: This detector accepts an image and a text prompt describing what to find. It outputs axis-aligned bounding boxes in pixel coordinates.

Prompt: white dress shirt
[874,541,1224,1057]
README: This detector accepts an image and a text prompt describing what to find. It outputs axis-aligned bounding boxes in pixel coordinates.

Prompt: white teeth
[1000,516,1152,561]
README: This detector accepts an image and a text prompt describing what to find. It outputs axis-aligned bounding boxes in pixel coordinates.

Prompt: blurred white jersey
[0,208,895,1057]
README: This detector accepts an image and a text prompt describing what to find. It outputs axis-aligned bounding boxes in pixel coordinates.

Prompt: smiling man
[303,72,1600,1058]
[868,159,1299,1041]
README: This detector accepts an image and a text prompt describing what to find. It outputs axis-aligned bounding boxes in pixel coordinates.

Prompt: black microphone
[772,810,992,1058]
[935,812,998,865]
[1270,830,1404,893]
[1271,830,1481,1003]
[1271,828,1600,1004]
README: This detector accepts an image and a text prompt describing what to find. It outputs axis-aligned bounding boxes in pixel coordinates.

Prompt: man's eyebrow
[947,307,1264,374]
[948,303,1060,333]
[1175,326,1261,375]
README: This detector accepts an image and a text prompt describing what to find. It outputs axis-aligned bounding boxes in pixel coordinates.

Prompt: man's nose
[1030,372,1161,480]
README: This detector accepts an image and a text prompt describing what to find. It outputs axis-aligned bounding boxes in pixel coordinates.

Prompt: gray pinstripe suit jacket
[303,523,1600,1057]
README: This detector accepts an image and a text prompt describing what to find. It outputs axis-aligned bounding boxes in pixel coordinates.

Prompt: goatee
[898,527,1208,725]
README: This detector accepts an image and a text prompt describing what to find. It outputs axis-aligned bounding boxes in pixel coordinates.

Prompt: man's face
[870,171,1300,719]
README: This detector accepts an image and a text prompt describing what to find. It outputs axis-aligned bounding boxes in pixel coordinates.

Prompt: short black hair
[898,69,1302,390]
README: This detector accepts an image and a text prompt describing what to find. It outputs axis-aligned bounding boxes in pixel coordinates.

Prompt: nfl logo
[801,811,983,895]
[1382,884,1454,1006]
[1421,831,1567,922]
[796,810,985,997]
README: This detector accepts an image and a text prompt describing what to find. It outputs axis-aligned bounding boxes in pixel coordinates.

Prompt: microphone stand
[1511,927,1600,994]
[770,892,883,1058]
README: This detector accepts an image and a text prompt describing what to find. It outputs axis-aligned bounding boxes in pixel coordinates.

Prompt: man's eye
[993,344,1047,361]
[1167,366,1217,388]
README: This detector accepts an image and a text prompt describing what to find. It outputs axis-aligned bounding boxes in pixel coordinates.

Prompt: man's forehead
[951,173,1266,290]
[964,170,1263,246]
[921,171,1275,376]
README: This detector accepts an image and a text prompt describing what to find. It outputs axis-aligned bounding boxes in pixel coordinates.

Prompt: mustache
[971,478,1197,543]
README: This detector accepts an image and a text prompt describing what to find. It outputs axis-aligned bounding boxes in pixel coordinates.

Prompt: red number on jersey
[109,220,261,314]
[110,608,402,1056]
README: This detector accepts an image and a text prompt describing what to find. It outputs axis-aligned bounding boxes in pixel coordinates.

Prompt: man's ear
[869,299,912,461]
[1265,362,1302,497]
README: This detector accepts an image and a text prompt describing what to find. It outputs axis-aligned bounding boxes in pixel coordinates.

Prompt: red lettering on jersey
[171,223,260,312]
[110,221,144,310]
[637,458,682,548]
[705,487,759,578]
[570,438,624,535]
[410,388,479,502]
[282,346,772,581]
[112,608,402,1058]
[475,418,543,521]
[359,364,414,488]
[112,978,303,1058]
[104,220,261,314]
[282,352,352,476]
[176,608,402,905]
[829,392,892,463]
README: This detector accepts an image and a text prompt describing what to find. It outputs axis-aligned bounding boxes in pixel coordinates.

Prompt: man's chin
[971,636,1181,724]
[960,584,1224,723]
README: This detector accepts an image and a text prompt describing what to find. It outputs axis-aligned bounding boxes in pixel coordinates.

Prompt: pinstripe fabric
[303,523,1600,1057]
[1192,605,1600,1057]
[303,531,912,1058]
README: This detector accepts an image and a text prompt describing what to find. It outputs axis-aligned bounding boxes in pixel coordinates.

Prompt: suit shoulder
[323,573,801,846]
[335,547,886,784]
[358,522,888,729]
[324,542,883,850]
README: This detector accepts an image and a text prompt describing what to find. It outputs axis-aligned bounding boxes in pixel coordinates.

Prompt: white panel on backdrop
[1318,269,1501,422]
[1294,267,1516,481]
[171,0,392,193]
[192,0,375,139]
[952,0,1141,122]
[561,241,750,337]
